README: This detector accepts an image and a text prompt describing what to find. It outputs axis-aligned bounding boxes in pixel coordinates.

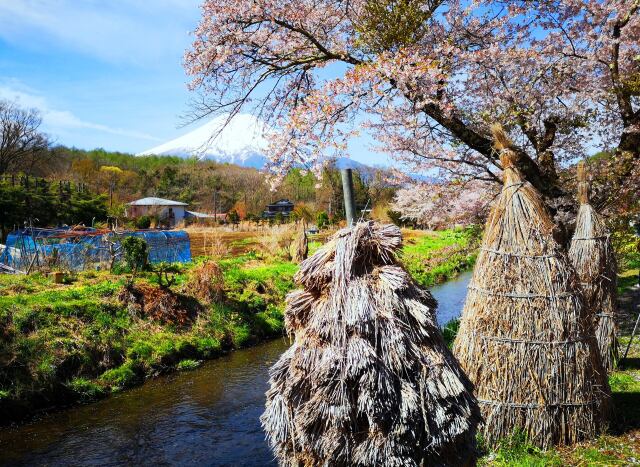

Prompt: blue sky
[0,0,386,165]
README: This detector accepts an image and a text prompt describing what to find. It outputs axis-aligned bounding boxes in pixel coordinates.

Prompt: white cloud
[0,83,160,141]
[0,0,200,67]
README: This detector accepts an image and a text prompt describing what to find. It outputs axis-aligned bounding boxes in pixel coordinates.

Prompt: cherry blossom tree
[184,0,639,237]
[392,179,496,228]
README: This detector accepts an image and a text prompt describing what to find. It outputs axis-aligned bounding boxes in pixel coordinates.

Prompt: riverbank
[0,253,294,424]
[0,227,476,425]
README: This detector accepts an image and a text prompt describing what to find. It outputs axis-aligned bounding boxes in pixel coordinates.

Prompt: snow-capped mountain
[138,113,384,173]
[137,114,269,169]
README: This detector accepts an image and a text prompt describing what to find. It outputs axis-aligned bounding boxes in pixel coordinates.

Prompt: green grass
[480,431,563,466]
[442,318,460,349]
[400,227,480,287]
[0,253,297,423]
[176,359,201,371]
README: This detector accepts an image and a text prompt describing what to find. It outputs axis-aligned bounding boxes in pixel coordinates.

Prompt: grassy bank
[400,227,480,287]
[0,253,294,424]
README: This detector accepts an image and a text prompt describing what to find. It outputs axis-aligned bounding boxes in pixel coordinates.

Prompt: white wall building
[126,197,188,227]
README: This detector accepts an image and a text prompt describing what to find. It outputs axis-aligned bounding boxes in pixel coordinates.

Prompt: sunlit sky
[0,0,389,166]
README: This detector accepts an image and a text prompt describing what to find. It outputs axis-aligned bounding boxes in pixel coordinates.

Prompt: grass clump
[480,430,563,466]
[176,359,201,371]
[67,378,107,402]
[442,318,460,348]
[100,362,142,390]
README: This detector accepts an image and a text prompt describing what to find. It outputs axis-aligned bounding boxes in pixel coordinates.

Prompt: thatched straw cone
[262,221,480,466]
[452,128,610,449]
[569,161,618,372]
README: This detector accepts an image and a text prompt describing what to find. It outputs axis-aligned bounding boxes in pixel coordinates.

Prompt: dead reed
[569,161,618,372]
[185,260,225,304]
[262,221,480,466]
[291,221,308,263]
[452,128,610,449]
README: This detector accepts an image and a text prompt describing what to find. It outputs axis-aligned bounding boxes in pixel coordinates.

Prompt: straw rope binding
[569,160,619,373]
[452,127,610,449]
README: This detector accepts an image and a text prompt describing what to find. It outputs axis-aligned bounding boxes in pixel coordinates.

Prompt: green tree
[228,209,240,228]
[317,211,329,230]
[121,236,148,281]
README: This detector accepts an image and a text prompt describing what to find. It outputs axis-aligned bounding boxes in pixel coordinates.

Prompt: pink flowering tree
[392,179,496,229]
[185,0,639,235]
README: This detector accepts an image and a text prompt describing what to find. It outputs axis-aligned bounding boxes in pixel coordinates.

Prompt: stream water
[0,271,472,467]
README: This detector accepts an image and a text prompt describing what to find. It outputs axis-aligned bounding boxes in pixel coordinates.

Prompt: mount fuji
[137,114,269,169]
[138,113,376,172]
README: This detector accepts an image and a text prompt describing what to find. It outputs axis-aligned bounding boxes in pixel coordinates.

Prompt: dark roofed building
[263,199,294,219]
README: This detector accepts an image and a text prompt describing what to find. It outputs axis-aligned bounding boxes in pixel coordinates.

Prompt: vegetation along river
[0,271,472,467]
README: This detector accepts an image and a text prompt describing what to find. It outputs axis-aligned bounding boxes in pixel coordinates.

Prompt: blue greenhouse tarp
[0,228,191,272]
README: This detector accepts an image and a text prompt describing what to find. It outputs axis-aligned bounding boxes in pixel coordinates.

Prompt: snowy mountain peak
[137,114,269,168]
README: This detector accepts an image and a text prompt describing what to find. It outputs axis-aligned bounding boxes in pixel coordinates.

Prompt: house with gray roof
[126,197,189,227]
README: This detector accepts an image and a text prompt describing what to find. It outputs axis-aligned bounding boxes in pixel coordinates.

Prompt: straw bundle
[292,221,309,263]
[262,221,480,466]
[569,161,618,372]
[452,128,610,449]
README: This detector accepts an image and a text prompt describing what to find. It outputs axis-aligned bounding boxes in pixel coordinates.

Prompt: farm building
[126,197,189,227]
[262,199,294,219]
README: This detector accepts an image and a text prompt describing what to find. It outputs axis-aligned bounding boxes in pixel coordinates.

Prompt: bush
[317,211,329,230]
[135,215,152,229]
[121,236,148,277]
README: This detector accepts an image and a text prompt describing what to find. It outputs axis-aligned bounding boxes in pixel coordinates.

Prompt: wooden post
[341,168,357,227]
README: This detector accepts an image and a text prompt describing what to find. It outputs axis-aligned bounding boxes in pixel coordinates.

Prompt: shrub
[121,236,148,278]
[135,215,152,229]
[317,211,329,230]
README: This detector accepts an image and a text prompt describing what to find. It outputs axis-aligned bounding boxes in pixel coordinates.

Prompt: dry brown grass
[118,283,199,326]
[184,260,225,304]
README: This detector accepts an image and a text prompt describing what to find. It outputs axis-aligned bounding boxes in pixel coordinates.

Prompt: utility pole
[341,168,357,227]
[213,188,218,225]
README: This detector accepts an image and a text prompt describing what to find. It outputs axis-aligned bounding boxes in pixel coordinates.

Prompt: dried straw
[262,221,480,466]
[569,161,618,372]
[292,221,309,263]
[452,128,610,449]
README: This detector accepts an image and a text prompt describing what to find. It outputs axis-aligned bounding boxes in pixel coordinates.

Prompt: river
[0,271,472,467]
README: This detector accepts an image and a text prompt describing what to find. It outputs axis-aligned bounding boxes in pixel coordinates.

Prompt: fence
[0,228,191,272]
